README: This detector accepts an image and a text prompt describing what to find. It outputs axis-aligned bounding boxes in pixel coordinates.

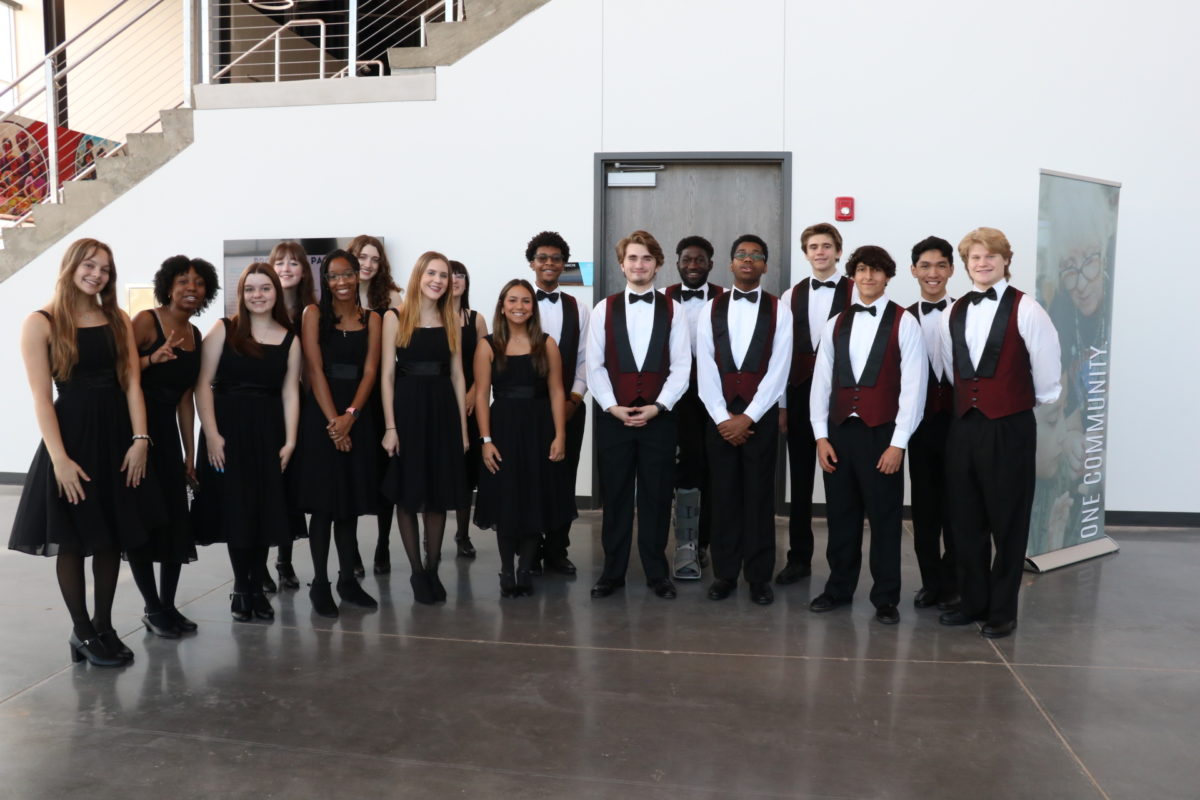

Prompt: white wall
[1,0,1195,514]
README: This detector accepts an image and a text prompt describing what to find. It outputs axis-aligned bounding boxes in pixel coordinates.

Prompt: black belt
[324,363,362,381]
[493,386,547,400]
[399,361,449,377]
[213,383,278,397]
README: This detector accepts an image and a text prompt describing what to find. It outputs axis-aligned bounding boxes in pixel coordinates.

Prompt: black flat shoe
[647,578,677,599]
[142,611,181,639]
[875,605,900,625]
[939,609,980,626]
[309,579,339,618]
[499,571,517,598]
[809,593,850,613]
[261,572,278,594]
[707,579,736,601]
[276,562,300,590]
[164,607,198,633]
[590,578,625,599]
[455,534,477,559]
[913,588,939,609]
[750,582,774,605]
[69,632,125,667]
[250,592,275,621]
[775,561,811,585]
[97,628,135,663]
[981,619,1018,639]
[515,569,535,597]
[937,594,961,611]
[230,592,252,622]
[410,571,436,605]
[337,572,379,609]
[545,557,577,576]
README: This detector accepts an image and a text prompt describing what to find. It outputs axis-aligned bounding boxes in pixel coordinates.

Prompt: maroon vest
[790,277,854,386]
[949,286,1036,419]
[829,302,904,427]
[907,303,954,417]
[603,291,675,407]
[711,290,778,412]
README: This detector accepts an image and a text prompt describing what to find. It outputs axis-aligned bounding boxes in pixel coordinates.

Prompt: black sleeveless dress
[191,320,295,548]
[380,323,466,512]
[473,335,576,537]
[126,312,201,564]
[289,315,378,518]
[9,313,160,556]
[461,309,481,494]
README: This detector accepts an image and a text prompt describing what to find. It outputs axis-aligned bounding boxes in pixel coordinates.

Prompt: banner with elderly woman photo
[1027,170,1121,570]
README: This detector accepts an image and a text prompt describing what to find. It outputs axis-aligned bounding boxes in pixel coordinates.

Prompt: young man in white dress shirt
[696,235,793,606]
[586,230,692,599]
[528,231,589,576]
[906,236,959,611]
[808,246,927,624]
[938,227,1061,639]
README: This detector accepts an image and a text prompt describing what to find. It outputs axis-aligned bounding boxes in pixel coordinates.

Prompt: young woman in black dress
[473,279,573,597]
[380,252,468,605]
[291,250,382,617]
[449,260,488,559]
[348,234,402,575]
[10,238,158,666]
[128,255,219,638]
[268,240,318,589]
[192,263,302,622]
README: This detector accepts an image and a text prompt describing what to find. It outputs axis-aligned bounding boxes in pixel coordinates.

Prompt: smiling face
[965,243,1009,289]
[272,254,303,290]
[170,267,207,313]
[677,245,712,289]
[621,242,659,291]
[853,263,888,305]
[325,256,359,303]
[420,259,450,302]
[503,284,534,327]
[530,246,565,291]
[357,243,381,283]
[451,269,467,299]
[242,272,277,315]
[729,240,768,290]
[804,233,841,279]
[1059,247,1104,317]
[73,248,112,296]
[911,249,953,301]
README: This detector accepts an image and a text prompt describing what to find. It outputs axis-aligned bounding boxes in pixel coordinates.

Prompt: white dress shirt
[778,276,855,408]
[937,278,1062,406]
[916,298,951,381]
[809,296,928,449]
[538,288,590,398]
[586,287,692,411]
[695,287,794,425]
[676,283,717,356]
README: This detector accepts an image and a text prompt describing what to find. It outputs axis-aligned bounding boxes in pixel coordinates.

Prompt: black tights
[496,530,539,575]
[395,507,446,574]
[376,507,393,559]
[455,500,473,540]
[309,513,360,583]
[56,550,120,638]
[228,545,268,594]
[128,560,183,613]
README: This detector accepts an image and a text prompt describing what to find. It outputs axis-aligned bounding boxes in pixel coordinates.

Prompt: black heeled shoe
[276,561,300,590]
[410,571,435,605]
[251,592,275,620]
[96,628,135,663]
[455,533,477,559]
[262,572,278,594]
[230,592,252,622]
[164,607,198,633]
[515,569,534,597]
[309,579,339,618]
[427,564,447,603]
[336,572,379,609]
[69,632,124,667]
[499,571,517,598]
[141,610,181,639]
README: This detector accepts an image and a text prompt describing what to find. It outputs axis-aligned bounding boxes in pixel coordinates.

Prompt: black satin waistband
[213,382,278,397]
[399,360,450,377]
[56,372,118,391]
[324,363,363,381]
[493,386,547,400]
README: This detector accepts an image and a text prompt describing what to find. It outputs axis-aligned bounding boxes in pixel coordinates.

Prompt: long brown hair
[49,238,130,388]
[229,263,292,357]
[395,251,459,353]
[489,278,548,376]
[268,240,317,323]
[348,234,399,312]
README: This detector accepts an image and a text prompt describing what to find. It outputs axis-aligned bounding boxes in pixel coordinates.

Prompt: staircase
[388,0,551,69]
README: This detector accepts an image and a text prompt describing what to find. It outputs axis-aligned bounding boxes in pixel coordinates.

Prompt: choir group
[8,222,1060,668]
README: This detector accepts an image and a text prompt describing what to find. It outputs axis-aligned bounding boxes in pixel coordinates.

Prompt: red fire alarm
[835,197,855,221]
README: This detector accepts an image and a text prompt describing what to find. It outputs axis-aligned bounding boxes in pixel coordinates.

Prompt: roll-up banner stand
[1025,170,1121,573]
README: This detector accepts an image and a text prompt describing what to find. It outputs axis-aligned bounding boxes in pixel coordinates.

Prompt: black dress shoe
[515,569,535,597]
[410,571,436,605]
[337,573,379,609]
[913,588,939,609]
[648,578,677,599]
[750,582,774,605]
[164,607,198,632]
[309,580,339,618]
[809,593,849,613]
[707,579,736,601]
[230,592,252,622]
[937,594,961,611]
[142,611,181,639]
[938,609,979,626]
[981,619,1018,639]
[499,571,517,598]
[276,562,300,590]
[97,628,135,663]
[261,572,278,594]
[775,561,812,585]
[251,592,275,621]
[455,534,477,559]
[591,578,625,598]
[545,557,577,576]
[69,632,124,667]
[875,605,900,625]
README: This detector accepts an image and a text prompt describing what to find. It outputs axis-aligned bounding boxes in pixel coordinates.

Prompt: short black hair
[675,235,714,259]
[525,231,570,263]
[730,234,768,262]
[845,245,896,279]
[153,254,220,311]
[910,236,954,267]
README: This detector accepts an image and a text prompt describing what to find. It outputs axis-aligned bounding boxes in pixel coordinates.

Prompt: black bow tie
[813,280,838,289]
[733,289,758,303]
[969,287,998,305]
[536,290,559,303]
[680,289,704,301]
[921,299,947,315]
[628,292,653,305]
[851,303,877,316]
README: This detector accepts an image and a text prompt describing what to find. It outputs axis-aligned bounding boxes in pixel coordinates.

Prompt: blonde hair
[959,227,1013,279]
[49,239,130,389]
[394,251,459,353]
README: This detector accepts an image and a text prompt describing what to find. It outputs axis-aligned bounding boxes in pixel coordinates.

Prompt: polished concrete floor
[0,485,1196,799]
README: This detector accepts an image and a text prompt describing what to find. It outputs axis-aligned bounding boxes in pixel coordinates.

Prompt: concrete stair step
[388,0,551,69]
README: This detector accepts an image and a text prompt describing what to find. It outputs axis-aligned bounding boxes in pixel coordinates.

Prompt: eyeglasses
[1059,251,1102,291]
[451,272,466,280]
[326,271,357,282]
[534,254,565,265]
[733,251,766,262]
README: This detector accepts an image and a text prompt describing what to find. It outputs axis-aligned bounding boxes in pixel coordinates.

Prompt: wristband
[480,436,493,444]
[346,406,359,419]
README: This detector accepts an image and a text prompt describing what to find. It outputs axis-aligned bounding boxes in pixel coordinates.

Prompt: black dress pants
[543,401,586,561]
[706,405,779,585]
[673,384,712,549]
[596,409,677,583]
[907,410,956,599]
[945,409,1036,624]
[821,418,904,608]
[785,382,817,568]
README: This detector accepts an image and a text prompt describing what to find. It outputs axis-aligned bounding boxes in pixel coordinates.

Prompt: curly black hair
[845,245,897,278]
[153,254,220,311]
[525,231,570,263]
[675,235,714,259]
[730,234,768,262]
